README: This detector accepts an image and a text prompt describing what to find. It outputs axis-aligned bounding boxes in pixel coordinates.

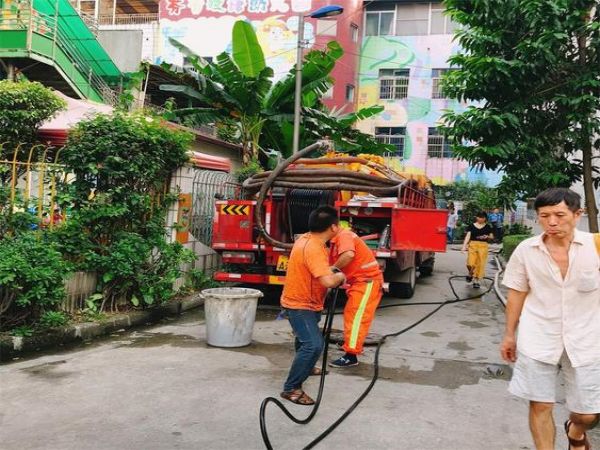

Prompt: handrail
[97,13,159,25]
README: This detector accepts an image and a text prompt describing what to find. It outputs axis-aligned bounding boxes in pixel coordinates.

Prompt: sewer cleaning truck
[211,141,448,298]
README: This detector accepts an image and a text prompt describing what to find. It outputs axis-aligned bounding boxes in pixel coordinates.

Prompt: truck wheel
[419,262,434,277]
[389,266,416,299]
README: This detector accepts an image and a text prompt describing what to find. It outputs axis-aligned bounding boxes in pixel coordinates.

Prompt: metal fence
[0,144,67,231]
[190,169,238,247]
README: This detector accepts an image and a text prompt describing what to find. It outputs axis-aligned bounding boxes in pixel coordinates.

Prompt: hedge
[502,234,531,260]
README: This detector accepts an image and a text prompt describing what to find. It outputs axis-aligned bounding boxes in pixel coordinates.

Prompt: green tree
[162,21,391,162]
[0,80,66,158]
[443,0,600,232]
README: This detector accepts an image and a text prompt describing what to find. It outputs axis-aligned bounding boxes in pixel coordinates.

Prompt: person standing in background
[447,207,459,244]
[488,207,504,243]
[461,211,494,288]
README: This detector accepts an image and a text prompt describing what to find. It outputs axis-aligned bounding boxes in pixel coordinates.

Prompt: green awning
[33,0,122,83]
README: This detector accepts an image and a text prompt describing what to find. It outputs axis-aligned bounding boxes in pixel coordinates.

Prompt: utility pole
[292,14,305,155]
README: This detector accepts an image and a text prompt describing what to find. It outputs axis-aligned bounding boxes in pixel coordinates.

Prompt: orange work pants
[342,279,383,355]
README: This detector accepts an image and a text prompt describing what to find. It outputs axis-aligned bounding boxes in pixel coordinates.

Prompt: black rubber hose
[254,141,329,250]
[259,287,340,450]
[259,275,498,450]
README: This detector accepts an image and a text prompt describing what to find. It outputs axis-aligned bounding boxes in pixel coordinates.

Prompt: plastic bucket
[202,287,263,347]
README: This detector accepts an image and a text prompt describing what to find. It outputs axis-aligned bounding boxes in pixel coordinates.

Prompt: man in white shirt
[501,188,600,450]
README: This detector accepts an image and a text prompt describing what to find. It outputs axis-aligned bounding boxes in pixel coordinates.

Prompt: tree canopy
[443,0,599,231]
[0,80,65,158]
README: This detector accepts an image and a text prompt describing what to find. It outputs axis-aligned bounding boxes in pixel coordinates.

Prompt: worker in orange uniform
[329,226,384,368]
[280,206,346,405]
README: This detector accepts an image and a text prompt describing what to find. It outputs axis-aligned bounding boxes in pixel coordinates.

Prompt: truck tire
[418,261,434,277]
[389,266,416,299]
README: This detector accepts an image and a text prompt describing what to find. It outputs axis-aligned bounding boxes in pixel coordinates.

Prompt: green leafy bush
[56,113,195,311]
[10,325,34,337]
[0,234,69,329]
[503,235,531,260]
[505,223,533,237]
[87,233,194,308]
[0,80,66,156]
[234,158,263,183]
[39,311,69,328]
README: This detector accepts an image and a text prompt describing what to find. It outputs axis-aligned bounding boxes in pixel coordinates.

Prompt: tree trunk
[582,137,599,232]
[577,9,599,233]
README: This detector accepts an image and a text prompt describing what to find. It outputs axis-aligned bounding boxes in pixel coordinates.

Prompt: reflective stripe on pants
[343,279,383,355]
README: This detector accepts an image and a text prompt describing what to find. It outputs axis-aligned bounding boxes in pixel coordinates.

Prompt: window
[350,23,359,43]
[345,84,355,102]
[379,69,409,100]
[396,3,429,36]
[365,11,394,36]
[365,2,458,37]
[431,68,452,99]
[430,5,458,35]
[427,128,452,158]
[375,127,406,157]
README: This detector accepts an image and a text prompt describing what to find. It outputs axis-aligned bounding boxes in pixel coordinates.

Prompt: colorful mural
[158,1,317,77]
[356,34,501,186]
[157,0,362,112]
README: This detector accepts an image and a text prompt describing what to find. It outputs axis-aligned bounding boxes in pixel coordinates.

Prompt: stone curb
[0,293,204,361]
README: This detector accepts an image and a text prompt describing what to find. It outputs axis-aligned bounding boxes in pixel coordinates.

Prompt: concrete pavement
[1,249,598,450]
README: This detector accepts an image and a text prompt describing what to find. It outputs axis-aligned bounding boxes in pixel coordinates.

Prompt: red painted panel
[212,201,255,244]
[390,208,448,252]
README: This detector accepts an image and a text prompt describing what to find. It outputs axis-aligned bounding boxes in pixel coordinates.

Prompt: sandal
[564,420,591,450]
[309,367,328,376]
[280,389,315,406]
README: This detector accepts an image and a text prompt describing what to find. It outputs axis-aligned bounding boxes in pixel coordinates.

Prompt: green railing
[0,2,117,104]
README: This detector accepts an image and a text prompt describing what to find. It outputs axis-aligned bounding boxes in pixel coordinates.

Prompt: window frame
[378,69,410,100]
[427,127,453,158]
[350,22,359,43]
[375,126,406,158]
[431,68,454,99]
[365,2,458,37]
[364,9,395,37]
[345,84,355,102]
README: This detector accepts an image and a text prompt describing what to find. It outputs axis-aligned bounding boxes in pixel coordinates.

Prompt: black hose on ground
[259,287,340,450]
[259,275,500,449]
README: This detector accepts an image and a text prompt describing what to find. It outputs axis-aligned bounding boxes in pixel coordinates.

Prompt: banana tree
[161,20,391,164]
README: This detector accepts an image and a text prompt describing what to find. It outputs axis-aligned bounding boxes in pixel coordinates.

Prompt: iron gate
[190,169,238,246]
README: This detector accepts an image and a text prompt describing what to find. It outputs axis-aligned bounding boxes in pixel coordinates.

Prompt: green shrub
[0,234,69,329]
[39,311,69,328]
[503,234,531,260]
[0,80,66,155]
[505,222,533,236]
[234,158,262,183]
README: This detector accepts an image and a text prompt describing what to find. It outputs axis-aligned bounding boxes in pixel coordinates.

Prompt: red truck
[211,151,448,298]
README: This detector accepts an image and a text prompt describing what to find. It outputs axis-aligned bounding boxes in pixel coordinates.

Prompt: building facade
[157,0,362,113]
[356,0,501,185]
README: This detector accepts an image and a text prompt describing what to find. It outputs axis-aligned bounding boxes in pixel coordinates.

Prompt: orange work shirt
[331,229,383,283]
[281,233,333,311]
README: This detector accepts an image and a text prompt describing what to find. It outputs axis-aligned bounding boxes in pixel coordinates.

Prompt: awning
[38,91,232,172]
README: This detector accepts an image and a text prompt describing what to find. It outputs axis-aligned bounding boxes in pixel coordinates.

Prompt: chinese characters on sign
[163,0,311,17]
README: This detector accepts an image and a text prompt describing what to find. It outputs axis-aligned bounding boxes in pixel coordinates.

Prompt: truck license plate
[276,256,289,272]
